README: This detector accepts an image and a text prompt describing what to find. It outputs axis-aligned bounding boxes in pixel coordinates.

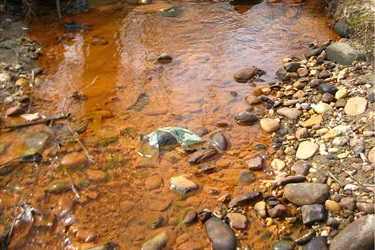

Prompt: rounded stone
[368,147,375,164]
[234,66,257,83]
[205,217,236,250]
[260,118,280,133]
[325,200,341,213]
[284,183,329,206]
[234,111,258,125]
[296,141,319,160]
[318,83,338,95]
[61,151,88,168]
[313,103,333,114]
[344,97,367,116]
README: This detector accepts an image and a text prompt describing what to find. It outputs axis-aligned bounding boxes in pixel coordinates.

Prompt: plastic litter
[137,127,203,158]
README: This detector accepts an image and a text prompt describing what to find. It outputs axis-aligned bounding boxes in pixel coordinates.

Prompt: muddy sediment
[0,1,374,249]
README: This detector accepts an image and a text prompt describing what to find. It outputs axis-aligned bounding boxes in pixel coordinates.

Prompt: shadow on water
[0,0,340,248]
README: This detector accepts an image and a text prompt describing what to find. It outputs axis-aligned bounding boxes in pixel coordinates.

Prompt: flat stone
[226,213,248,230]
[356,202,375,214]
[245,154,264,170]
[330,215,375,250]
[276,107,302,120]
[260,118,280,133]
[310,79,325,88]
[284,183,329,206]
[285,62,301,72]
[301,204,326,225]
[295,128,309,140]
[228,191,262,208]
[145,175,163,190]
[318,83,338,95]
[297,67,309,77]
[245,95,261,105]
[300,115,322,128]
[205,217,236,250]
[170,175,198,194]
[187,148,217,164]
[344,97,367,116]
[296,141,319,160]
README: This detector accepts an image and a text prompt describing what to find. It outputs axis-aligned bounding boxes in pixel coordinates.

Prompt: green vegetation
[328,0,375,62]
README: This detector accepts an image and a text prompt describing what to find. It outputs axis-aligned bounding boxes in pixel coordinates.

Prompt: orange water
[0,0,339,248]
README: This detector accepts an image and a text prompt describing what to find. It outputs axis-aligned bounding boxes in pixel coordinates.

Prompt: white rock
[313,103,333,114]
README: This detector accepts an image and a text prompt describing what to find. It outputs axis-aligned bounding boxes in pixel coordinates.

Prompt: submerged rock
[210,131,228,151]
[205,217,236,250]
[234,111,258,125]
[187,148,217,164]
[170,175,198,194]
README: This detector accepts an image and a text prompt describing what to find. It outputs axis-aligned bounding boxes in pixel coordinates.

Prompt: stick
[3,113,71,130]
[63,166,80,200]
[65,121,93,162]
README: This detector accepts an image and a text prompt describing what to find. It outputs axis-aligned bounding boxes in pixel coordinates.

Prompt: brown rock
[260,118,280,133]
[234,66,257,83]
[295,127,309,140]
[297,67,309,77]
[344,97,367,116]
[61,151,88,168]
[300,114,322,128]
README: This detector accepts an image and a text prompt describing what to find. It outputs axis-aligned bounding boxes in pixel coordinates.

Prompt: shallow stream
[1,0,339,248]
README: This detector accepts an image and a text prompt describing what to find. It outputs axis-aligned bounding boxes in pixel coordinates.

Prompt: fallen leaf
[21,113,40,121]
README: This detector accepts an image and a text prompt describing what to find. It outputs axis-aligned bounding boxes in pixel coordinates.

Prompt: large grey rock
[330,215,375,250]
[284,183,329,206]
[326,42,365,65]
[205,217,236,250]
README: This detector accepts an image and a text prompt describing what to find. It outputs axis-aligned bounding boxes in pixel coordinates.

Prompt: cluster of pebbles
[148,40,374,250]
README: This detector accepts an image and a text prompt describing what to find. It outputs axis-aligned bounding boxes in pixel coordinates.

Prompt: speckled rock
[301,204,326,225]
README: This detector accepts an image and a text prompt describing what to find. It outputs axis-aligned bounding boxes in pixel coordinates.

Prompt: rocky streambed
[0,2,374,250]
[141,40,374,249]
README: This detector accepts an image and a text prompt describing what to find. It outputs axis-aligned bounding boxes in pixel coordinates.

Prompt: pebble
[272,241,294,250]
[5,104,25,116]
[368,147,375,164]
[332,136,349,146]
[245,95,261,105]
[303,236,328,250]
[297,67,309,77]
[210,131,228,151]
[0,72,12,82]
[284,183,329,206]
[330,215,375,250]
[301,204,327,225]
[170,175,198,194]
[295,128,309,140]
[276,107,302,120]
[344,97,367,116]
[291,160,311,176]
[245,154,264,170]
[183,209,197,224]
[296,141,319,159]
[228,191,262,208]
[321,93,335,103]
[318,83,338,95]
[271,159,285,171]
[312,103,333,114]
[300,114,322,127]
[187,148,217,164]
[61,151,88,168]
[145,175,163,190]
[225,212,248,230]
[234,66,257,83]
[260,118,280,133]
[268,204,287,218]
[205,217,236,250]
[356,202,375,214]
[142,231,169,250]
[234,111,258,125]
[254,201,267,218]
[157,53,173,64]
[335,88,348,99]
[325,200,341,213]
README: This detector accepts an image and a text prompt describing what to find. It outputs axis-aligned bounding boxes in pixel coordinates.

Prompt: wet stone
[291,160,311,176]
[5,104,25,116]
[268,204,287,218]
[237,171,256,185]
[183,209,197,224]
[142,231,169,250]
[303,236,328,250]
[284,183,329,206]
[61,151,88,168]
[145,175,163,190]
[205,217,236,250]
[294,229,316,245]
[272,240,294,250]
[296,141,319,160]
[234,111,258,125]
[234,66,257,83]
[210,131,228,151]
[344,97,367,116]
[330,215,375,250]
[305,48,324,58]
[245,95,261,105]
[228,191,262,208]
[276,107,302,120]
[87,170,105,182]
[170,175,198,194]
[301,204,326,225]
[187,148,217,164]
[285,62,301,72]
[245,154,264,170]
[226,212,248,230]
[260,118,280,133]
[157,53,173,64]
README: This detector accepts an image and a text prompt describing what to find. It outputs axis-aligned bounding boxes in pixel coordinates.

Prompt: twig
[327,170,340,183]
[63,166,80,200]
[65,121,93,162]
[80,75,98,92]
[56,0,62,22]
[3,113,71,131]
